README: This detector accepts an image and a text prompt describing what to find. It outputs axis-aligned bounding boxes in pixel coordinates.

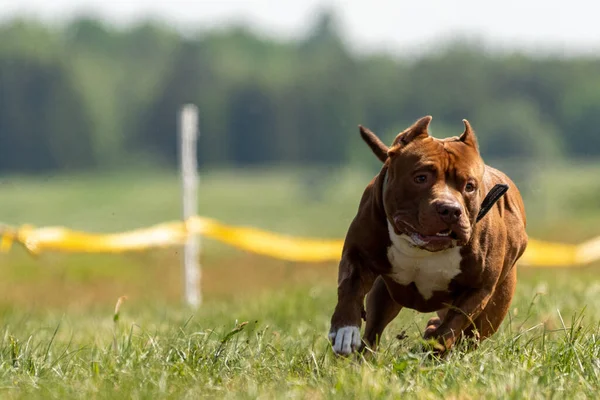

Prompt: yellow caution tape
[0,225,14,252]
[0,217,598,267]
[519,239,578,267]
[194,218,344,263]
[0,217,343,263]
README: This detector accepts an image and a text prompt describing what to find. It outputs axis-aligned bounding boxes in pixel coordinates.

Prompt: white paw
[329,326,361,355]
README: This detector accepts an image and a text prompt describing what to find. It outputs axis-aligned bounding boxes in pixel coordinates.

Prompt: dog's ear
[359,125,388,163]
[459,119,479,150]
[392,115,432,147]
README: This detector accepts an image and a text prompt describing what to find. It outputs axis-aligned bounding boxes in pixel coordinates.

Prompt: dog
[328,116,528,356]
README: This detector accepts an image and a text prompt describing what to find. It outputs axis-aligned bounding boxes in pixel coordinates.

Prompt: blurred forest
[0,11,598,174]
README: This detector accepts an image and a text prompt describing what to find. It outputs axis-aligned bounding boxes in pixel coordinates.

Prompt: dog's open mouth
[412,229,458,241]
[408,229,459,251]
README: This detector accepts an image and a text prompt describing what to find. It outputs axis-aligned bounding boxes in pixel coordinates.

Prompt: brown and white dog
[329,116,528,356]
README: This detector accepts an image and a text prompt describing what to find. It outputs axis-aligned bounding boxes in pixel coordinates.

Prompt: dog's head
[360,116,485,252]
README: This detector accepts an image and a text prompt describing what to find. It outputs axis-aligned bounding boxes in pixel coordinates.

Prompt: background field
[2,167,600,398]
[2,164,600,308]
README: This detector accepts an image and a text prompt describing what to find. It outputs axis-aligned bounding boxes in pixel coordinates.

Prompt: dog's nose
[435,201,462,224]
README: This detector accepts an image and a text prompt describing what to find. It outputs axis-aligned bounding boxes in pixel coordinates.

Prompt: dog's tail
[359,125,388,163]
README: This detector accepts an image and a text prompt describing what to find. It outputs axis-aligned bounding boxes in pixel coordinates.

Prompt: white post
[179,104,201,308]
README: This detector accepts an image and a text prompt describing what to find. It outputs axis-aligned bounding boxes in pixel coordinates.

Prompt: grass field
[2,269,600,399]
[1,165,600,398]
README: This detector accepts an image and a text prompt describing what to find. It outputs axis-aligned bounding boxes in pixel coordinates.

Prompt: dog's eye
[465,182,476,192]
[414,175,428,184]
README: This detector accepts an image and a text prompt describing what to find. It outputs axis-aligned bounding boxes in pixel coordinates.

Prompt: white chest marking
[386,222,463,300]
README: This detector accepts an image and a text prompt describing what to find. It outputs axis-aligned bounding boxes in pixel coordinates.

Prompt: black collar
[380,168,508,224]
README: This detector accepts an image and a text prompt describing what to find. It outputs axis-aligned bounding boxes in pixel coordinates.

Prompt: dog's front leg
[423,287,494,353]
[329,256,375,356]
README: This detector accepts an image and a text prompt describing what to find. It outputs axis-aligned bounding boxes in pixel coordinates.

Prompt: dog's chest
[386,225,463,300]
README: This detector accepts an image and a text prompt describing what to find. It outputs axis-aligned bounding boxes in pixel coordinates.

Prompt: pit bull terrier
[329,116,528,356]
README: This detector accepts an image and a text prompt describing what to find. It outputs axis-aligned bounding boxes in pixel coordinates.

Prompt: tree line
[0,12,598,173]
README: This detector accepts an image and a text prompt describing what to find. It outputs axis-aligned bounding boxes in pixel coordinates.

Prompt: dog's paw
[329,326,361,356]
[423,316,442,338]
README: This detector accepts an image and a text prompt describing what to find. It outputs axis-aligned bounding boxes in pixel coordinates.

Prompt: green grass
[2,269,600,399]
[2,165,600,398]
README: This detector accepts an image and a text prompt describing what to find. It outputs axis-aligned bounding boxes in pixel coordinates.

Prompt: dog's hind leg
[361,276,402,352]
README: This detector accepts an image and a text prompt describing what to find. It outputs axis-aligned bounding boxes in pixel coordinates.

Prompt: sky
[2,0,600,56]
